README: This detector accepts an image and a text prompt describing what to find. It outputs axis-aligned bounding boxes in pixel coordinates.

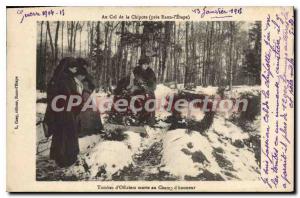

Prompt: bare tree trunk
[44,27,48,85]
[202,22,209,87]
[89,22,94,58]
[37,22,44,90]
[184,22,189,88]
[141,22,152,58]
[229,22,234,90]
[68,21,74,53]
[96,22,101,87]
[39,22,44,63]
[106,23,118,88]
[102,22,109,86]
[173,22,177,87]
[46,22,55,64]
[207,22,214,85]
[61,22,64,58]
[54,21,60,65]
[118,21,125,79]
[191,22,196,88]
[210,22,216,86]
[73,22,80,54]
[161,22,171,82]
[158,30,162,82]
[79,24,83,56]
[123,46,128,78]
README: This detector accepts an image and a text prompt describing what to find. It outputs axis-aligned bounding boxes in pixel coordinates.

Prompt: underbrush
[230,92,261,131]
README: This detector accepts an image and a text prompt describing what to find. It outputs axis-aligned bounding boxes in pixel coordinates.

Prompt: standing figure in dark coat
[127,56,157,125]
[76,58,103,137]
[44,57,87,167]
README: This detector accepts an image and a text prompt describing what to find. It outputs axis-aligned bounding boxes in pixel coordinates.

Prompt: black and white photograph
[35,20,262,181]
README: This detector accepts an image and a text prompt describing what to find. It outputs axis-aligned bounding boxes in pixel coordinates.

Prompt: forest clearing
[36,21,261,181]
[36,84,261,181]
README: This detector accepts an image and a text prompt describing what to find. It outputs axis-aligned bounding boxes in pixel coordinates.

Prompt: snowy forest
[36,21,262,181]
[36,21,261,90]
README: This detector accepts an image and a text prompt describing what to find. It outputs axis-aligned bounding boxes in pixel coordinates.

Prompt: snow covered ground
[36,84,261,181]
[161,118,259,180]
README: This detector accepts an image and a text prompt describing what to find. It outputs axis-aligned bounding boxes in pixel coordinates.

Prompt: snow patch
[225,85,260,98]
[36,103,47,115]
[37,90,47,100]
[85,141,133,179]
[179,108,205,122]
[212,116,249,142]
[161,127,259,180]
[206,127,259,180]
[79,134,102,154]
[161,129,222,179]
[123,131,142,153]
[155,84,176,99]
[195,86,218,96]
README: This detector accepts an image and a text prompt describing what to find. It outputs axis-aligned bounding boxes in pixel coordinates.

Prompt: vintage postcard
[6,6,294,192]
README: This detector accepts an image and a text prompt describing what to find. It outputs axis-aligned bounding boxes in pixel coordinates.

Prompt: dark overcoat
[44,72,81,167]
